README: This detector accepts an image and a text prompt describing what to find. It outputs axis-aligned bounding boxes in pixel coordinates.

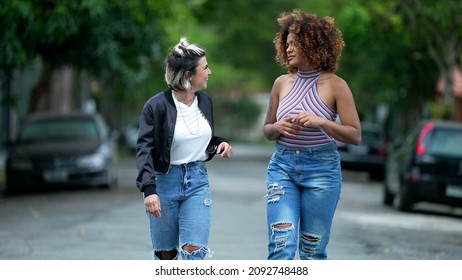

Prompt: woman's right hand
[274,116,303,138]
[145,194,161,218]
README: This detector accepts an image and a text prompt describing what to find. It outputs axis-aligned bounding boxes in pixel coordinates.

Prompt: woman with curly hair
[263,10,361,260]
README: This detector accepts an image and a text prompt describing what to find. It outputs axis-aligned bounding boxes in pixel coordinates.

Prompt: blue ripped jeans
[146,161,212,260]
[265,142,341,260]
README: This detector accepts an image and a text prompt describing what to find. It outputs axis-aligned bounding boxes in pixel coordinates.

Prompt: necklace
[173,92,200,135]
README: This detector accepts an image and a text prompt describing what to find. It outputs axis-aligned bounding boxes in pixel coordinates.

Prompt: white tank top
[170,96,211,165]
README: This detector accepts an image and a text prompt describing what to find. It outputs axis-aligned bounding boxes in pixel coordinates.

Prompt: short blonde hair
[164,37,206,91]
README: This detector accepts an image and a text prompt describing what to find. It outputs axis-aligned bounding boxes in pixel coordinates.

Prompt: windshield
[19,119,98,142]
[427,128,462,157]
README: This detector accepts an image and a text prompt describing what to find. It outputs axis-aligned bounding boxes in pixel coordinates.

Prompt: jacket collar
[165,88,202,107]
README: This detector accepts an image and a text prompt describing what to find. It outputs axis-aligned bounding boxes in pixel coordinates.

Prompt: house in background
[436,66,462,122]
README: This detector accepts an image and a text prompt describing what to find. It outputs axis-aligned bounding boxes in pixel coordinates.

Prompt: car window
[427,128,462,157]
[19,119,98,142]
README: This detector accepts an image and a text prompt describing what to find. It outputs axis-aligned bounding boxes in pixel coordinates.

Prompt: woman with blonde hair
[136,38,233,260]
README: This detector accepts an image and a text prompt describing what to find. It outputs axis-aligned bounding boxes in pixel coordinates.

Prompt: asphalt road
[0,143,462,260]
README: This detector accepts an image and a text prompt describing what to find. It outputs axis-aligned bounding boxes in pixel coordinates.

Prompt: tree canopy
[1,0,461,142]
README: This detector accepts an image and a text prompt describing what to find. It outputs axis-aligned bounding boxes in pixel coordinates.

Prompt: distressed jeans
[265,142,341,260]
[146,161,212,260]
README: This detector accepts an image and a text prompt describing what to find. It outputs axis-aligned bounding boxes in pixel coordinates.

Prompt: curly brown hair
[274,9,345,73]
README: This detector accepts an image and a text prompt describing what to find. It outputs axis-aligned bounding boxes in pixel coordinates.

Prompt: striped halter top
[276,69,337,148]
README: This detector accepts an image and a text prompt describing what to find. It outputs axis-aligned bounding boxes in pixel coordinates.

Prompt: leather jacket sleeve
[135,100,158,197]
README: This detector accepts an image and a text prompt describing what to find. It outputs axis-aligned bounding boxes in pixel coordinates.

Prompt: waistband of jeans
[170,160,205,168]
[275,141,337,154]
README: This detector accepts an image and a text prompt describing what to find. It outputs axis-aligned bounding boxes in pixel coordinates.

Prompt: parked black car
[383,119,462,211]
[337,122,389,180]
[5,112,118,194]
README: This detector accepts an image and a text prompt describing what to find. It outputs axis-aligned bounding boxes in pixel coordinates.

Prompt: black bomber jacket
[135,88,228,197]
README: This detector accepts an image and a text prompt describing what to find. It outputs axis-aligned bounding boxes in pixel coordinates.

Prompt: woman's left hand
[294,111,326,128]
[216,142,233,158]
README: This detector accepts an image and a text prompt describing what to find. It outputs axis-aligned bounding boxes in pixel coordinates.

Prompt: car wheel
[370,168,385,181]
[396,181,413,212]
[382,184,394,206]
[5,176,18,195]
[4,186,13,195]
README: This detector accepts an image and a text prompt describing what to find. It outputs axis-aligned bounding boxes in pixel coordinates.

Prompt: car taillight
[378,146,388,157]
[416,122,434,156]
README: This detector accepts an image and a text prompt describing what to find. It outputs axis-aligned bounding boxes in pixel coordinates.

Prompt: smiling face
[286,32,309,70]
[190,56,212,91]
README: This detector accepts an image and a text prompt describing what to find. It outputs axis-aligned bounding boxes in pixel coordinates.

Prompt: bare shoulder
[319,73,347,87]
[332,74,349,89]
[272,73,296,98]
[320,73,351,95]
[273,73,295,86]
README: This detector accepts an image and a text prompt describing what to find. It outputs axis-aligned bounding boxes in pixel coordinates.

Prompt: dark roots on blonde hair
[274,9,345,73]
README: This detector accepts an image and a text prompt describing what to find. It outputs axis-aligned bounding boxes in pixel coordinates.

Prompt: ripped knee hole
[182,244,201,253]
[301,234,320,242]
[273,223,292,229]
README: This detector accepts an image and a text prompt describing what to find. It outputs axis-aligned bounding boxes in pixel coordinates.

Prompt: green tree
[192,0,291,94]
[0,0,170,135]
[399,0,462,105]
[4,0,459,143]
[0,0,36,142]
[398,0,462,121]
[333,0,437,135]
[131,0,210,106]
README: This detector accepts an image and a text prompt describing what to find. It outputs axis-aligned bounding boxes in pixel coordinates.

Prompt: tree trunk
[28,65,74,114]
[100,79,123,131]
[455,97,462,122]
[50,67,73,113]
[28,65,52,113]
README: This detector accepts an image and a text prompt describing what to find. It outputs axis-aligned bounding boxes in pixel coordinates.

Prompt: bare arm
[263,91,280,141]
[263,75,303,141]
